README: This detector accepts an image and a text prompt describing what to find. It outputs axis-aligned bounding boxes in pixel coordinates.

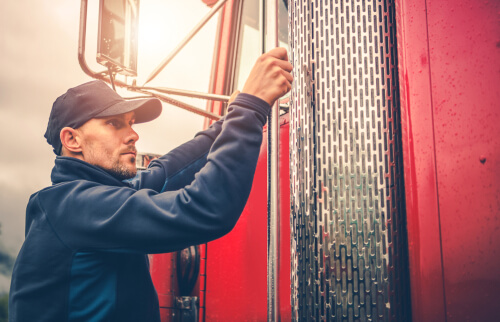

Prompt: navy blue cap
[44,80,162,155]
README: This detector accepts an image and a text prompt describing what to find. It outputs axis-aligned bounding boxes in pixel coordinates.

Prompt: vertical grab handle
[265,0,280,321]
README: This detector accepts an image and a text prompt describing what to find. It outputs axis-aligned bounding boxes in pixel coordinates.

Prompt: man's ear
[60,127,82,154]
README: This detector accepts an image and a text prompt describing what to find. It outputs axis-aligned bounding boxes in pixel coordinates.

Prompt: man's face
[77,111,139,180]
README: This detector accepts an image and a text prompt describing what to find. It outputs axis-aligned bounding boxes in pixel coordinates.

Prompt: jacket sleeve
[40,93,270,254]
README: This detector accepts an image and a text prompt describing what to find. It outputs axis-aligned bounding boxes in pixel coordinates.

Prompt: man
[9,47,293,321]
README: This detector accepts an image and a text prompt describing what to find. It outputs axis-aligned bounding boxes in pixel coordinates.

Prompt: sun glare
[137,1,187,80]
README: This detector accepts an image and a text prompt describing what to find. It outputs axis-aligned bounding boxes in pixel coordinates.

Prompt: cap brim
[94,97,162,124]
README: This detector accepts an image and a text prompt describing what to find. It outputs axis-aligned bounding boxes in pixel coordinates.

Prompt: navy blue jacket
[9,94,269,322]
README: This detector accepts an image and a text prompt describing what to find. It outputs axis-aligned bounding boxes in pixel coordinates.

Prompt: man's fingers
[279,74,293,95]
[282,70,294,83]
[273,59,293,73]
[266,47,289,61]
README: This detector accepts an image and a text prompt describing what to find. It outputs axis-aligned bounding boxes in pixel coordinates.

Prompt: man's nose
[125,127,139,144]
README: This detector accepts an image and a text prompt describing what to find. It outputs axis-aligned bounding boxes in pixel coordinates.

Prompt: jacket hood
[51,156,129,187]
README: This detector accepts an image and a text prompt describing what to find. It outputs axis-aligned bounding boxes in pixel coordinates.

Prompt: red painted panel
[395,0,447,320]
[278,116,292,321]
[205,115,291,321]
[426,1,500,321]
[397,0,500,320]
[149,253,178,322]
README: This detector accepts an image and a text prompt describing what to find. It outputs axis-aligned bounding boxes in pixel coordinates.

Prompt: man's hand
[242,47,293,106]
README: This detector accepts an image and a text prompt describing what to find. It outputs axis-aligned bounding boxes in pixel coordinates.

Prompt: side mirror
[97,0,140,76]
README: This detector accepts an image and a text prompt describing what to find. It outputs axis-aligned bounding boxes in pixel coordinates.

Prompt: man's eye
[107,120,121,127]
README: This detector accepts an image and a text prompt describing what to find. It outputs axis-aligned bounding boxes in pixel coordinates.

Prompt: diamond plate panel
[289,1,410,321]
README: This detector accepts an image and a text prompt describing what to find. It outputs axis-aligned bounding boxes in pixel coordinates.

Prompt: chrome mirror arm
[133,86,230,102]
[130,88,222,121]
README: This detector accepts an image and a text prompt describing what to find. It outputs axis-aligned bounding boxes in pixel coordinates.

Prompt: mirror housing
[97,0,140,76]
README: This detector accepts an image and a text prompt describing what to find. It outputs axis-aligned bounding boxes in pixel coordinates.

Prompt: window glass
[277,0,288,48]
[233,0,289,92]
[233,0,261,91]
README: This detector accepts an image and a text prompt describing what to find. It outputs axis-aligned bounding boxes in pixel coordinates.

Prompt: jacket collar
[51,156,130,187]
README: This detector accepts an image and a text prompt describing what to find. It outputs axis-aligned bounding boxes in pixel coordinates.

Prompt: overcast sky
[0,0,220,290]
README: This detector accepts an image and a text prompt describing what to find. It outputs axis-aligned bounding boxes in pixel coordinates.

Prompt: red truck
[79,0,499,320]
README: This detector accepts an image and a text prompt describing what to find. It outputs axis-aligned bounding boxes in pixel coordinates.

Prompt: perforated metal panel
[289,0,410,320]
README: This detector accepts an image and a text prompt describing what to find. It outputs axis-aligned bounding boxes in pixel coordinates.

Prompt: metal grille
[289,0,410,320]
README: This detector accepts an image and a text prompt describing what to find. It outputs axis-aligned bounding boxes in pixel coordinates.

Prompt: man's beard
[107,156,137,181]
[85,146,138,181]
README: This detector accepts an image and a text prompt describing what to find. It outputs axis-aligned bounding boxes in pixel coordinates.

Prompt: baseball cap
[44,80,162,155]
